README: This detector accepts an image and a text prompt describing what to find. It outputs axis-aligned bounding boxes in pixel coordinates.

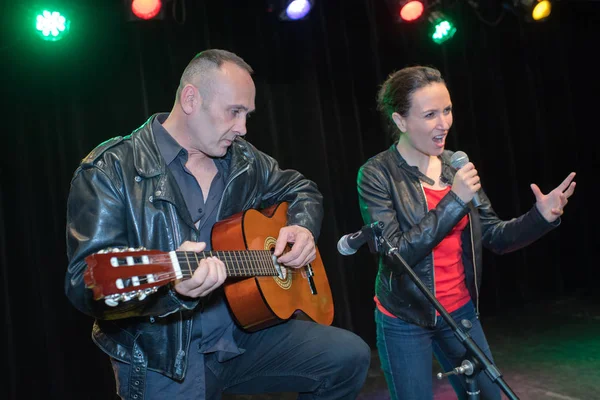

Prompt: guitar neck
[175,250,278,278]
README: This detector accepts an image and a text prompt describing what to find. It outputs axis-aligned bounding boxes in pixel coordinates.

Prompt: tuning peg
[104,295,120,307]
[104,287,158,307]
[121,293,134,302]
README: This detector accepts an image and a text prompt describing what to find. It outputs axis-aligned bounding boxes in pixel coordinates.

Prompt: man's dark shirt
[153,114,242,360]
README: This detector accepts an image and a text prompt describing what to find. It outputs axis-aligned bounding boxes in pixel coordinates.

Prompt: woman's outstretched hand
[531,172,576,223]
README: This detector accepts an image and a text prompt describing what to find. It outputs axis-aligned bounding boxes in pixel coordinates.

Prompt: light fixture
[512,0,553,22]
[125,0,165,21]
[279,0,314,21]
[428,11,457,44]
[35,9,71,41]
[385,0,428,23]
[531,0,552,21]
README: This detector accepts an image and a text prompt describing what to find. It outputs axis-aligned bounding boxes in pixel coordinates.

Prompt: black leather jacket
[65,114,323,386]
[357,145,557,328]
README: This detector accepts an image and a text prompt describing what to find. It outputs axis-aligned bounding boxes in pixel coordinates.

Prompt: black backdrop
[1,0,597,398]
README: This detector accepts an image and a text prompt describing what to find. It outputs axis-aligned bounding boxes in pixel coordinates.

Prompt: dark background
[1,0,597,398]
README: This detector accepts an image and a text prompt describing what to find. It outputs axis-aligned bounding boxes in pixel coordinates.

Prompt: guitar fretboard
[176,250,278,277]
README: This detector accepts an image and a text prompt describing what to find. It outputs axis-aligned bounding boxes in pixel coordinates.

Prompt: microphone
[449,151,482,208]
[337,221,384,256]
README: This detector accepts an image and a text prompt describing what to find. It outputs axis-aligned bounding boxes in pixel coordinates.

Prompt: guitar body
[213,202,334,332]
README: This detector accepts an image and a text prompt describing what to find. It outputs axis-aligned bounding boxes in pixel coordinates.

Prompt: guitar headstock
[84,247,176,307]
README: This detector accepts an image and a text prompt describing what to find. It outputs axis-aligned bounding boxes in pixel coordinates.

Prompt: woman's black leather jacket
[357,145,557,328]
[65,114,323,383]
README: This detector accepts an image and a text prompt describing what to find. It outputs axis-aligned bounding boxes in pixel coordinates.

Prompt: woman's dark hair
[376,66,445,141]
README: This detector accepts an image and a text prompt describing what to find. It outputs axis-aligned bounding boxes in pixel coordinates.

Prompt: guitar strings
[116,267,309,289]
[114,256,310,287]
[110,250,310,289]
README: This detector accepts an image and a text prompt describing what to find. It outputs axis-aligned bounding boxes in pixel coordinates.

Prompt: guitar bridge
[305,264,317,295]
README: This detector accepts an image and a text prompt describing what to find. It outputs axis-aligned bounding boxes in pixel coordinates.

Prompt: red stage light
[131,0,162,20]
[399,1,425,22]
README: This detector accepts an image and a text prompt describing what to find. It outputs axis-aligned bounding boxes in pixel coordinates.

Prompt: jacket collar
[130,113,167,178]
[129,112,254,181]
[388,144,456,185]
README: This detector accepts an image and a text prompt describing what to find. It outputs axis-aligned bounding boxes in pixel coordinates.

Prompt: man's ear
[180,84,198,115]
[392,112,406,133]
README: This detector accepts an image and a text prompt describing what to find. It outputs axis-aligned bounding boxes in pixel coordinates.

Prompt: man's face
[188,62,256,157]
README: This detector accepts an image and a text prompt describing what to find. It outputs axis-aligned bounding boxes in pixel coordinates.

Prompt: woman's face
[393,82,453,158]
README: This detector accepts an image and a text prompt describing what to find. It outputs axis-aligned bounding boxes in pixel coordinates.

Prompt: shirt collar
[152,113,187,166]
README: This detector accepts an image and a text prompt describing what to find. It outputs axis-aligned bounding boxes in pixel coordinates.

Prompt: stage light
[385,0,428,23]
[279,0,314,21]
[511,0,553,22]
[127,0,164,21]
[35,9,71,41]
[400,1,425,22]
[428,11,456,44]
[531,0,552,21]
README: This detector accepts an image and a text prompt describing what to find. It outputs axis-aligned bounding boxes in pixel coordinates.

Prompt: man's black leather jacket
[65,114,323,383]
[357,145,557,327]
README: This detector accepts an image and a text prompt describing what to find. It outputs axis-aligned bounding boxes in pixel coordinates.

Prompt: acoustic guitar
[83,202,334,331]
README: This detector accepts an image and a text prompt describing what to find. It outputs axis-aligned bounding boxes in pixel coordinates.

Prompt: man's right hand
[174,241,227,298]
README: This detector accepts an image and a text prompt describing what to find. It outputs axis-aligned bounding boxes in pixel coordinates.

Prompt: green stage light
[429,11,456,44]
[35,9,71,41]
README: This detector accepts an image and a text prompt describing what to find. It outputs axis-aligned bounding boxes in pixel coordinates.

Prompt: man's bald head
[176,49,253,106]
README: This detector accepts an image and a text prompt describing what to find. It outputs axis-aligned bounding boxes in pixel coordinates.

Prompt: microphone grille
[450,151,469,169]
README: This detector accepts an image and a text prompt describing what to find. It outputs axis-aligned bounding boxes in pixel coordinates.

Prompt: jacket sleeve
[253,148,324,240]
[476,190,559,254]
[357,162,469,270]
[65,165,197,320]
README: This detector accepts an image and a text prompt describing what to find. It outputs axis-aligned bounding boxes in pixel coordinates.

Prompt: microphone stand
[365,223,519,400]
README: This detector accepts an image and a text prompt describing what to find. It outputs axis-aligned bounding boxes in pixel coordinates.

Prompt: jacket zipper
[174,311,192,377]
[168,202,182,245]
[216,165,249,220]
[468,214,480,316]
[167,203,188,378]
[155,203,186,319]
[418,181,437,326]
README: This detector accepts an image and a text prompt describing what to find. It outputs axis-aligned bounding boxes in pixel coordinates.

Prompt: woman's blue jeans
[375,300,501,400]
